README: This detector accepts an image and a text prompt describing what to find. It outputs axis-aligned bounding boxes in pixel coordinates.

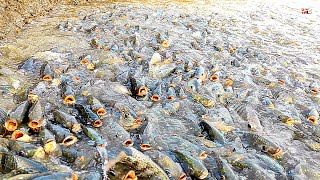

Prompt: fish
[103,119,134,147]
[130,77,148,97]
[0,107,18,133]
[194,66,207,82]
[109,163,138,180]
[11,128,32,142]
[81,124,106,146]
[61,146,93,169]
[151,83,162,102]
[86,95,107,117]
[75,103,102,128]
[174,150,208,179]
[53,109,81,133]
[235,104,263,131]
[120,147,170,179]
[215,155,238,180]
[0,152,49,174]
[153,135,207,160]
[47,122,77,147]
[200,119,226,145]
[191,93,215,108]
[61,82,76,105]
[8,140,45,159]
[167,87,177,100]
[240,131,283,159]
[144,150,187,180]
[8,100,30,125]
[306,107,319,124]
[28,100,44,130]
[39,128,60,155]
[119,110,142,130]
[39,62,54,81]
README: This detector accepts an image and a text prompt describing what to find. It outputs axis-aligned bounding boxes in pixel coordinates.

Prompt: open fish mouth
[12,130,31,142]
[80,58,89,64]
[210,74,219,81]
[122,139,134,147]
[28,120,42,129]
[42,75,53,81]
[179,174,187,180]
[278,79,285,85]
[150,95,160,102]
[198,170,209,179]
[124,170,137,180]
[310,88,319,95]
[133,118,142,125]
[137,86,148,96]
[28,93,39,103]
[5,119,18,131]
[167,95,175,100]
[270,147,283,159]
[72,174,78,180]
[44,140,57,154]
[224,78,234,86]
[140,144,152,151]
[308,116,318,124]
[87,63,95,70]
[162,40,169,48]
[62,135,78,146]
[33,147,46,159]
[71,123,82,133]
[54,68,63,74]
[92,119,102,127]
[199,151,208,160]
[96,108,107,117]
[64,95,76,105]
[284,117,295,126]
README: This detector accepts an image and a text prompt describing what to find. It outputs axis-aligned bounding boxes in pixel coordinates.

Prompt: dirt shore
[0,0,96,39]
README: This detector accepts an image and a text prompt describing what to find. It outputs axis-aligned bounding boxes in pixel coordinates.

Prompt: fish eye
[247,124,252,129]
[262,146,267,151]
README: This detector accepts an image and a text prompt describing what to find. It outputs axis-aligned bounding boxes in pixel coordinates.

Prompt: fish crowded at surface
[0,0,320,179]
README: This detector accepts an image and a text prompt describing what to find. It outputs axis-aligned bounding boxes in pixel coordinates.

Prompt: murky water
[0,0,320,179]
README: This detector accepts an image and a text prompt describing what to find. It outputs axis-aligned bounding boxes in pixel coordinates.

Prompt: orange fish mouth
[224,78,233,86]
[54,68,63,74]
[199,151,207,160]
[123,139,134,147]
[5,120,18,131]
[124,170,137,180]
[42,75,53,81]
[308,116,318,123]
[278,79,285,85]
[64,95,76,105]
[80,59,89,65]
[62,135,78,146]
[179,174,187,180]
[28,93,39,103]
[44,140,57,154]
[92,119,102,127]
[310,88,319,95]
[28,121,41,129]
[210,74,219,81]
[96,108,107,117]
[167,96,175,100]
[71,123,82,133]
[87,63,95,70]
[137,86,148,96]
[162,40,169,48]
[72,174,78,180]
[198,170,209,179]
[12,130,24,139]
[133,118,142,124]
[140,144,152,150]
[151,95,160,102]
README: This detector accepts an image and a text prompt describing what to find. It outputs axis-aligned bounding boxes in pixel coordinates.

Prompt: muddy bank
[0,0,103,39]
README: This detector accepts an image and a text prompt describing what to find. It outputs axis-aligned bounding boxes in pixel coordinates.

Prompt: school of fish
[0,0,320,180]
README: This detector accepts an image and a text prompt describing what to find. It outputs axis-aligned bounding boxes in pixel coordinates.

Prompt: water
[0,0,320,179]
